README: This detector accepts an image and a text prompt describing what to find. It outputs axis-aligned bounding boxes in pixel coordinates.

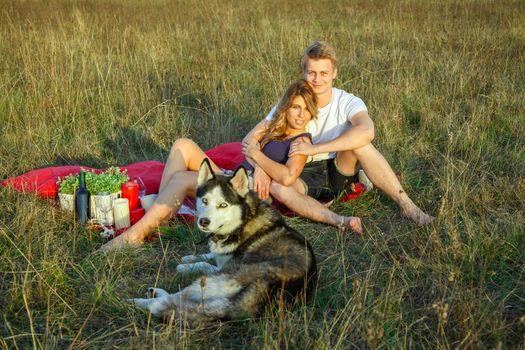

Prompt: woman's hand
[252,165,271,200]
[289,139,318,157]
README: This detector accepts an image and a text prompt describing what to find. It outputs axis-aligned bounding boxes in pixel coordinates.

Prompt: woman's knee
[270,179,306,197]
[168,170,197,194]
[170,138,197,155]
[269,181,288,200]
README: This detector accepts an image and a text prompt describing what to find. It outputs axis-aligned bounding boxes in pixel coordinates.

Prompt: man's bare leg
[344,144,434,225]
[100,171,198,251]
[270,181,362,235]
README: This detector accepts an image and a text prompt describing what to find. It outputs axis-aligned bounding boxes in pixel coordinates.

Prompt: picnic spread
[0,142,365,235]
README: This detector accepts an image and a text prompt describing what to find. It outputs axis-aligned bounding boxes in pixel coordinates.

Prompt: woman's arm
[245,136,310,187]
[242,119,271,198]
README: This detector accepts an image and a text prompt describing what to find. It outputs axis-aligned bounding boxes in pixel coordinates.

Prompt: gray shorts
[299,159,359,199]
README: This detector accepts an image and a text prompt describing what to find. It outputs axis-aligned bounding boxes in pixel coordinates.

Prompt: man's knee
[335,150,359,174]
[351,143,377,159]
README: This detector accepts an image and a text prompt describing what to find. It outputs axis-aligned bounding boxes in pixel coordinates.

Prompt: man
[242,41,433,226]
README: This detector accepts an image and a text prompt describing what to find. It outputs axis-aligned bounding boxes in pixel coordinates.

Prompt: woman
[101,80,360,251]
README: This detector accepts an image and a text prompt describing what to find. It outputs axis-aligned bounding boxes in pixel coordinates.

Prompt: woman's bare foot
[99,231,143,252]
[323,199,334,208]
[98,201,174,252]
[400,206,435,226]
[338,216,363,236]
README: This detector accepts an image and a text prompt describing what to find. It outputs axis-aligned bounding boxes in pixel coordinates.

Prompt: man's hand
[241,119,267,150]
[241,136,252,150]
[289,139,318,157]
[242,141,261,159]
[241,135,259,151]
[252,165,271,200]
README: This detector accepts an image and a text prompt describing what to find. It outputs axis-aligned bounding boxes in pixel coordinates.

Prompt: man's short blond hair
[301,41,338,73]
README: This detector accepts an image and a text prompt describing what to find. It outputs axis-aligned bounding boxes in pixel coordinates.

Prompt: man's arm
[242,119,267,147]
[289,111,375,156]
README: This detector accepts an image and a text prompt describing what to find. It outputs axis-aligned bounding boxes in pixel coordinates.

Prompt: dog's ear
[229,166,250,197]
[197,159,215,186]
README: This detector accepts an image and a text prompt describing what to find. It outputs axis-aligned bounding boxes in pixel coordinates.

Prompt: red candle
[121,181,139,211]
[130,207,145,225]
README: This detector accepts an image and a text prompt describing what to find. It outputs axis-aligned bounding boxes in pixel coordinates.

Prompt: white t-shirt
[265,87,368,161]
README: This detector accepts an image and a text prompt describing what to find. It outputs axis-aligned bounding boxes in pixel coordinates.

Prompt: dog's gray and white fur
[131,159,317,326]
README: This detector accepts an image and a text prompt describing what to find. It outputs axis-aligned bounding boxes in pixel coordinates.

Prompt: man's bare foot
[401,206,435,226]
[99,231,143,252]
[338,216,363,236]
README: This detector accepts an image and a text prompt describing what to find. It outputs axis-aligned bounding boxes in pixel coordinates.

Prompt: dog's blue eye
[219,203,228,208]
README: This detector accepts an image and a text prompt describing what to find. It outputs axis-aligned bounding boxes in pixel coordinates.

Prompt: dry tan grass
[1,0,524,348]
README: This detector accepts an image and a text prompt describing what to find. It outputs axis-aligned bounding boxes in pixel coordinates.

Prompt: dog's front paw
[177,261,219,274]
[181,255,199,264]
[176,263,193,274]
[181,253,215,264]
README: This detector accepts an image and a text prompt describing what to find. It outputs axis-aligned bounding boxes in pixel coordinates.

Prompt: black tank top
[241,132,312,171]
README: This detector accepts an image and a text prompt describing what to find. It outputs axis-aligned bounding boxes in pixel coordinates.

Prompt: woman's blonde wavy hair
[260,79,318,148]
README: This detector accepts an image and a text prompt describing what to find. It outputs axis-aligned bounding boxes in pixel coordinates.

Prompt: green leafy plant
[57,167,129,195]
[56,173,79,195]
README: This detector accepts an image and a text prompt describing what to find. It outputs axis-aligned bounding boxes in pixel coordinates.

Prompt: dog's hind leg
[131,289,219,325]
[131,272,268,325]
[130,297,155,310]
[131,294,182,320]
[147,287,170,298]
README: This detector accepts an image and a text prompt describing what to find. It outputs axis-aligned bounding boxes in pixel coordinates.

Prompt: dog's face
[195,159,250,235]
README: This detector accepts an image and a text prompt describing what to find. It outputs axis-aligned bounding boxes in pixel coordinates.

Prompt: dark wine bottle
[75,171,90,223]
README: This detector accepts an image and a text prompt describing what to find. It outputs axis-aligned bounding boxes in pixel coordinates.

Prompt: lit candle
[121,181,139,211]
[140,194,158,212]
[113,198,130,230]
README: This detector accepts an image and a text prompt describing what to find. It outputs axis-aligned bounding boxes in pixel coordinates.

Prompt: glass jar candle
[121,181,139,211]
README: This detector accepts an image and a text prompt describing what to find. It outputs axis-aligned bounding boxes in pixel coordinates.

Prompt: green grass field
[1,0,524,348]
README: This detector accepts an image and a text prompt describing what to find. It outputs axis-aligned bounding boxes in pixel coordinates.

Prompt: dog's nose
[199,217,210,227]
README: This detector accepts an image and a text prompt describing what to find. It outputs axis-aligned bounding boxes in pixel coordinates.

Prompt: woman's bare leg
[158,138,221,193]
[100,139,223,251]
[100,170,199,251]
[270,181,362,235]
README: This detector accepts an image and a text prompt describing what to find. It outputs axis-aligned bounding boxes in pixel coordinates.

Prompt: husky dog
[130,159,317,326]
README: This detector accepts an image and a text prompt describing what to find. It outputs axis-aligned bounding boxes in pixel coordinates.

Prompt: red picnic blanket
[0,142,364,203]
[0,142,244,199]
